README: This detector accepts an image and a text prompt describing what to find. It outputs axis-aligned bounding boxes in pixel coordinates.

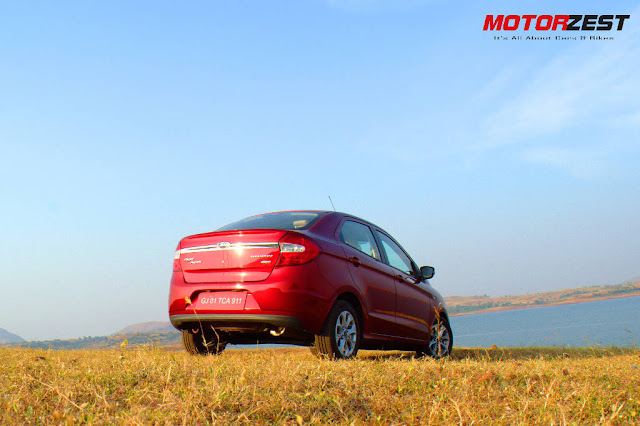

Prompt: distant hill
[0,322,180,350]
[5,330,182,350]
[0,328,26,344]
[446,280,640,316]
[112,321,174,336]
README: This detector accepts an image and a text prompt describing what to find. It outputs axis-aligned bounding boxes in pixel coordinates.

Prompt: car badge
[217,241,232,249]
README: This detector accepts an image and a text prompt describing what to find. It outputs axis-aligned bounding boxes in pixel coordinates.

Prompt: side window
[339,221,381,260]
[376,231,413,275]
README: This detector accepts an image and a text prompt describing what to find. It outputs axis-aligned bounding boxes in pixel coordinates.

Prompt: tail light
[276,233,320,266]
[173,247,182,271]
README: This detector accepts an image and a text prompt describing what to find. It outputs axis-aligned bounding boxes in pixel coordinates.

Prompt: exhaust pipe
[270,327,285,336]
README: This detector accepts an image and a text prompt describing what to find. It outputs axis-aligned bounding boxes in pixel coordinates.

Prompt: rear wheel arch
[312,299,361,359]
[334,292,365,330]
[310,292,365,359]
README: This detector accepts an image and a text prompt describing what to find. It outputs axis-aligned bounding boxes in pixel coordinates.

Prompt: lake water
[449,295,640,348]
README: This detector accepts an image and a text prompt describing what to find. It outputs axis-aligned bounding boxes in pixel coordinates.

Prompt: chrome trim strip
[180,242,280,254]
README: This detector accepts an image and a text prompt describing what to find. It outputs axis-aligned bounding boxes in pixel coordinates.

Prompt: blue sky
[1,1,639,340]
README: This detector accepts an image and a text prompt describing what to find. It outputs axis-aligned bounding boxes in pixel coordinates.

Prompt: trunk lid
[178,230,286,283]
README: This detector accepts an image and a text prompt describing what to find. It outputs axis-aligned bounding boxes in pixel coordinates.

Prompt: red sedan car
[169,211,452,359]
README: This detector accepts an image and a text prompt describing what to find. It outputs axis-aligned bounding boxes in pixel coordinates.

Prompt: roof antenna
[328,196,336,211]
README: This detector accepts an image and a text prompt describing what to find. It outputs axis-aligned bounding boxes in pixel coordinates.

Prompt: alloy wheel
[428,321,451,358]
[334,310,358,357]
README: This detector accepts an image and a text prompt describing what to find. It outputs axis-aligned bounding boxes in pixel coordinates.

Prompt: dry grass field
[1,346,639,425]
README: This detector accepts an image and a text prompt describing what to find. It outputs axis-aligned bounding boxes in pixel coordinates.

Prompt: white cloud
[480,20,640,153]
[522,146,608,179]
[355,7,640,180]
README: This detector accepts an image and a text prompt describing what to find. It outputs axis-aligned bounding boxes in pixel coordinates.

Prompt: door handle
[348,256,361,267]
[397,274,415,284]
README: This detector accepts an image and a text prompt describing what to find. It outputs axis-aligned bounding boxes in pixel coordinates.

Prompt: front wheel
[313,301,361,359]
[418,317,453,358]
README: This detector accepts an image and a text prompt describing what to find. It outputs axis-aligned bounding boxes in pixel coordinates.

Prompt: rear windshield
[217,212,327,231]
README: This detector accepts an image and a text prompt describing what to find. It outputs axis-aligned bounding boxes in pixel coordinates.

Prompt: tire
[309,344,319,356]
[313,301,361,359]
[182,328,226,355]
[418,316,453,359]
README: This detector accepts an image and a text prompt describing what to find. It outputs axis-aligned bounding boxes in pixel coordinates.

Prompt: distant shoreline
[448,291,640,317]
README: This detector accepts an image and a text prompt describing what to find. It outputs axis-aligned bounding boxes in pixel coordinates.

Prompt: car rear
[168,211,336,348]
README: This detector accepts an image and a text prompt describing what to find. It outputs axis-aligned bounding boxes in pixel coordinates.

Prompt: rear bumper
[168,257,345,335]
[170,313,304,330]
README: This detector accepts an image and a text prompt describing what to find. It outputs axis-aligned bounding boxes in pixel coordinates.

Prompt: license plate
[193,291,247,310]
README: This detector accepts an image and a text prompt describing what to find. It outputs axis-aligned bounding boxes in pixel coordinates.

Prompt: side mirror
[420,266,435,280]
